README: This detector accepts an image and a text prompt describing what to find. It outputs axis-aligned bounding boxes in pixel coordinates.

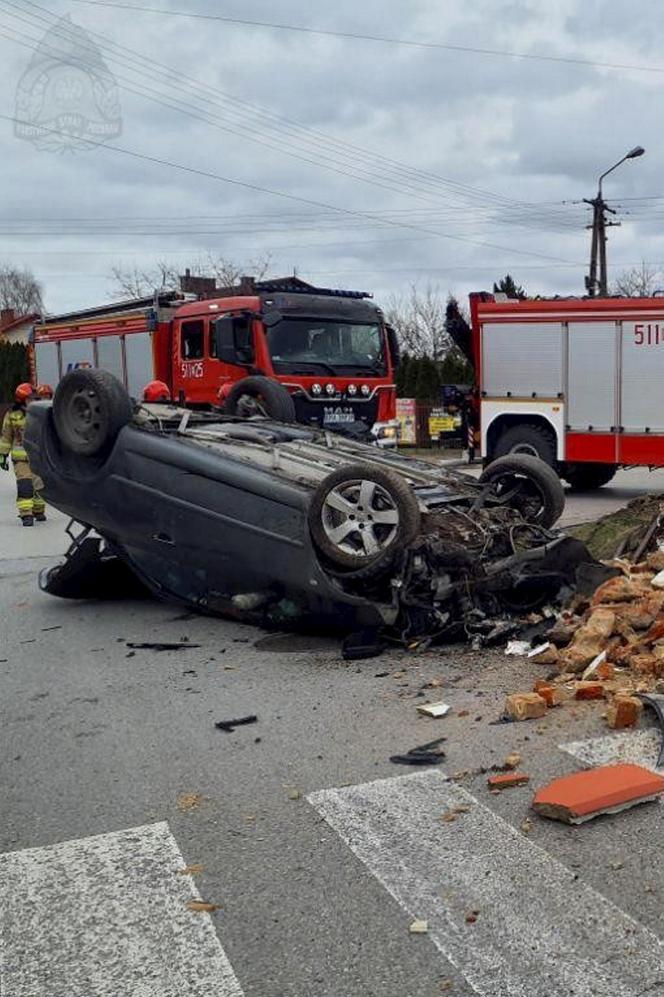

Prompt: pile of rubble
[507,518,664,731]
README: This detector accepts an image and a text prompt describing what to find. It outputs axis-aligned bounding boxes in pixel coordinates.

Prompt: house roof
[0,312,40,336]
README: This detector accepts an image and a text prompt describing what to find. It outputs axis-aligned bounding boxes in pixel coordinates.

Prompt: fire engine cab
[31,276,399,445]
[471,292,664,488]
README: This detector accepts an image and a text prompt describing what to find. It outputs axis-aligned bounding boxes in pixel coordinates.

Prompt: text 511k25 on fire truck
[31,276,400,446]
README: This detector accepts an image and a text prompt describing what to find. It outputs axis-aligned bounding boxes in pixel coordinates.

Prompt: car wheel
[479,453,565,528]
[493,423,557,466]
[564,462,617,491]
[308,463,421,576]
[53,369,133,456]
[224,376,296,422]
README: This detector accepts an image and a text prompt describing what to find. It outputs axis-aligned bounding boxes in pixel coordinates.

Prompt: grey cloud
[0,0,660,313]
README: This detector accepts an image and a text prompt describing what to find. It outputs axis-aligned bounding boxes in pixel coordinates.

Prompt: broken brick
[607,602,655,631]
[488,772,530,789]
[592,576,640,605]
[606,695,643,730]
[574,681,606,701]
[532,763,664,824]
[528,643,559,666]
[533,681,567,707]
[643,617,664,645]
[563,608,616,672]
[647,551,664,573]
[596,660,615,680]
[504,692,547,721]
[546,621,579,647]
[630,653,664,678]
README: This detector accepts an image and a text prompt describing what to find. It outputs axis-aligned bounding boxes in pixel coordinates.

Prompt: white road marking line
[560,729,663,771]
[309,771,664,997]
[0,821,244,997]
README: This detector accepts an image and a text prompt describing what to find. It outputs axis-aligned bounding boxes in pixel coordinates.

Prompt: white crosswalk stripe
[560,728,663,771]
[0,821,244,997]
[309,771,664,997]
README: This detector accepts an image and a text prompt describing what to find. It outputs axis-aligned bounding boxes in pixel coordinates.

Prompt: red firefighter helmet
[36,383,54,399]
[15,383,35,403]
[142,380,171,403]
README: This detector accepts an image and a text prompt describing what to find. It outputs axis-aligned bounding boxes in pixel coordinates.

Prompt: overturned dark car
[25,370,595,641]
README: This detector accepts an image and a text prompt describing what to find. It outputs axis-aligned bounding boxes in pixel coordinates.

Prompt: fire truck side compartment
[621,318,664,433]
[567,321,616,432]
[482,322,564,397]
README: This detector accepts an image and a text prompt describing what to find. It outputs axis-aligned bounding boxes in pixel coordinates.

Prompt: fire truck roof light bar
[257,282,372,299]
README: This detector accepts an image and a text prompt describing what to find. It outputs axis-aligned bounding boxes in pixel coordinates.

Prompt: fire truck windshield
[266,318,386,376]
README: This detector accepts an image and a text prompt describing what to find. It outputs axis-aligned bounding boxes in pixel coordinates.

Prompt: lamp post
[585,146,645,297]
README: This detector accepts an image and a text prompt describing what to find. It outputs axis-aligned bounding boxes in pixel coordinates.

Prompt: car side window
[181,320,204,359]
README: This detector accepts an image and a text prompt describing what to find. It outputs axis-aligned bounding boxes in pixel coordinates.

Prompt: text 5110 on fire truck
[469,291,664,488]
[31,276,400,446]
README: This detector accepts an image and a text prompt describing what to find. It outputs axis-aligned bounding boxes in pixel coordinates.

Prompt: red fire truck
[31,276,400,444]
[469,291,664,488]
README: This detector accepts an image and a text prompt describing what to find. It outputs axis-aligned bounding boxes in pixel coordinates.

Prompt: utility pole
[584,146,645,297]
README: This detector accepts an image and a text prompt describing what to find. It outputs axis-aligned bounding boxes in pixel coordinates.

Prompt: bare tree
[612,261,664,298]
[0,265,43,314]
[384,282,451,360]
[108,253,273,299]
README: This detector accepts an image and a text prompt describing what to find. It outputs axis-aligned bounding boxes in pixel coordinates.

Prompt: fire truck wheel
[493,423,556,467]
[479,454,565,529]
[308,464,421,576]
[224,376,296,422]
[563,463,617,491]
[53,369,133,457]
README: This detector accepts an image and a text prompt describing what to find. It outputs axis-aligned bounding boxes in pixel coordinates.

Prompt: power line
[1,20,467,212]
[68,0,664,77]
[4,0,576,226]
[0,113,576,264]
[0,207,582,235]
[2,2,510,212]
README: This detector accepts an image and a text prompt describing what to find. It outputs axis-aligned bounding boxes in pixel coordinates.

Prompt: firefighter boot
[22,515,34,527]
[32,473,46,522]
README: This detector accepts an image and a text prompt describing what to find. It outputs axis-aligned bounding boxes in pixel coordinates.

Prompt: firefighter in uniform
[0,383,46,527]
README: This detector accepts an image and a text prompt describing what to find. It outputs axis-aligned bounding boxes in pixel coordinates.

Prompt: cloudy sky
[1,0,663,314]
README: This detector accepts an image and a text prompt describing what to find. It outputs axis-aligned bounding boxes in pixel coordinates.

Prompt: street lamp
[598,146,645,198]
[585,146,645,296]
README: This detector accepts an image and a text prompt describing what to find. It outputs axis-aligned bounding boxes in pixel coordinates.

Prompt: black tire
[493,423,557,467]
[564,462,617,491]
[308,463,421,576]
[479,453,565,528]
[224,376,296,422]
[53,369,133,457]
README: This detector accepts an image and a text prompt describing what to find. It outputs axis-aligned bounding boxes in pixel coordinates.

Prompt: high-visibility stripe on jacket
[0,407,28,461]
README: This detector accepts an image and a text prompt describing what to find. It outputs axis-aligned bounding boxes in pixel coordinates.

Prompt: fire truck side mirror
[386,325,400,370]
[213,315,255,365]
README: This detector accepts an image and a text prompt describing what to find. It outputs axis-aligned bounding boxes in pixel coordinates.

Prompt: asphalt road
[2,464,664,997]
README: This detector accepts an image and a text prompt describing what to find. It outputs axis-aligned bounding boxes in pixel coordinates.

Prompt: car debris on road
[214,715,258,733]
[389,735,447,767]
